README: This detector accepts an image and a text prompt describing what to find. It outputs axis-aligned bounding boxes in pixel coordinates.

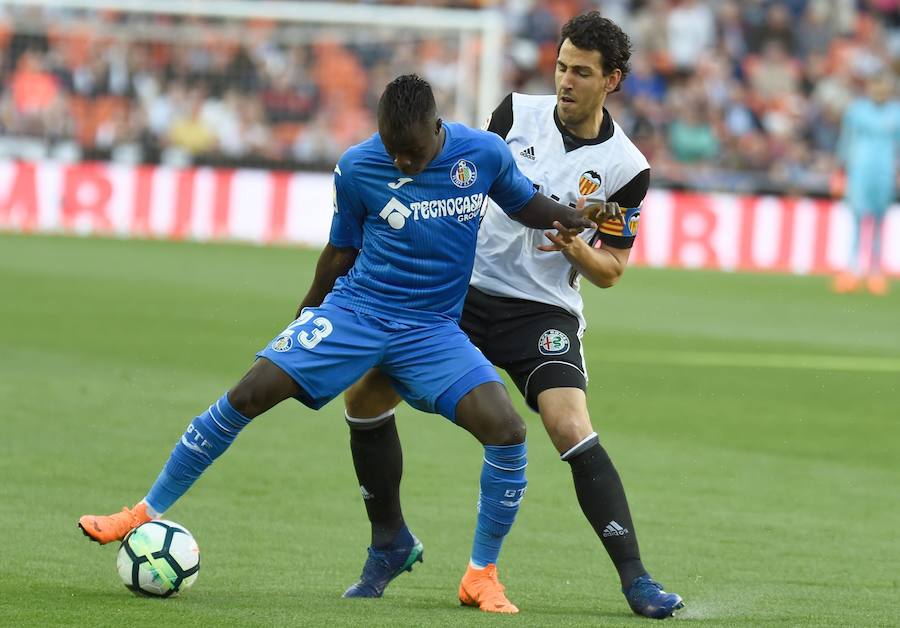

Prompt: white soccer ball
[116,520,200,597]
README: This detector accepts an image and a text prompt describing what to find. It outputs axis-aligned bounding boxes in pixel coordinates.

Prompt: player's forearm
[513,193,586,230]
[563,239,627,288]
[295,244,359,316]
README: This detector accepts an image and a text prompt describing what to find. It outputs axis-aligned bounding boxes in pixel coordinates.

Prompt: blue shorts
[256,302,501,421]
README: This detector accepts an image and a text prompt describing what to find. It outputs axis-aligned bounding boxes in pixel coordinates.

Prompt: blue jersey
[327,122,536,324]
[838,98,900,214]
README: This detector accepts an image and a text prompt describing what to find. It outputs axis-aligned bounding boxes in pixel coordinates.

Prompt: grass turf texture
[1,233,897,627]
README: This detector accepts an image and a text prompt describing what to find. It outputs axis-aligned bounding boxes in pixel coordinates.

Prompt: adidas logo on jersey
[602,520,629,537]
[519,146,536,161]
[360,485,374,500]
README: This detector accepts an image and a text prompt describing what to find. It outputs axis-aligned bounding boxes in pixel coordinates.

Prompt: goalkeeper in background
[832,70,900,295]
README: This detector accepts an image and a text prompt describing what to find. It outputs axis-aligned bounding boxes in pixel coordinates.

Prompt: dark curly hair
[377,74,436,137]
[559,12,632,92]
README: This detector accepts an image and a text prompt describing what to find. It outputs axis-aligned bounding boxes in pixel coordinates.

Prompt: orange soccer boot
[831,272,860,294]
[458,563,519,614]
[78,502,152,544]
[866,275,888,296]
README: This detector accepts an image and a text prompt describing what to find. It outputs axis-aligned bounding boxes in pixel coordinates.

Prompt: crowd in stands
[0,1,897,196]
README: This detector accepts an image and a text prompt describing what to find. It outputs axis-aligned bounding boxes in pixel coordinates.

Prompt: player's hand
[581,196,625,227]
[538,221,582,252]
[553,196,593,231]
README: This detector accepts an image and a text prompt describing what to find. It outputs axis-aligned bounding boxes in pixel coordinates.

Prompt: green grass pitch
[1,234,897,627]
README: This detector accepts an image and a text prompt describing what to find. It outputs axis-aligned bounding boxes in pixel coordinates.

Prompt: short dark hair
[559,12,632,92]
[377,74,436,137]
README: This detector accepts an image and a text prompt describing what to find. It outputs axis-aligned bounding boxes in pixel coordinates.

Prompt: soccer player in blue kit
[832,70,899,296]
[79,75,614,612]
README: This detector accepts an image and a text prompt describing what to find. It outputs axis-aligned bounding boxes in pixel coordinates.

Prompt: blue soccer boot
[624,574,684,619]
[342,527,424,598]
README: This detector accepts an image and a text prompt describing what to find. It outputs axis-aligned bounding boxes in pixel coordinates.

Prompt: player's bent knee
[493,410,527,446]
[227,358,299,418]
[456,383,526,445]
[226,384,262,419]
[546,417,594,453]
[344,369,401,418]
[471,416,526,446]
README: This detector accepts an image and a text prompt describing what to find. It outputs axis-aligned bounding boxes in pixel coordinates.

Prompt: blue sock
[144,393,252,514]
[470,442,527,567]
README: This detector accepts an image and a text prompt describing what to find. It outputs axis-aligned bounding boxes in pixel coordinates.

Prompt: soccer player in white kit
[343,13,683,620]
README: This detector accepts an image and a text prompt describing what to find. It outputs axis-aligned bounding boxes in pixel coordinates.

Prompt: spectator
[744,41,802,102]
[747,3,797,56]
[797,1,835,57]
[668,101,719,163]
[168,88,216,155]
[625,53,667,103]
[9,51,67,137]
[0,0,894,197]
[666,0,717,74]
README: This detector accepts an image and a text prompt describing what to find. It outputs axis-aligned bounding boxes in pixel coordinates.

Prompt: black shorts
[460,286,586,411]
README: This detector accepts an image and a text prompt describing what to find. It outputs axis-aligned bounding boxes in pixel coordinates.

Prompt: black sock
[565,437,647,589]
[347,414,404,548]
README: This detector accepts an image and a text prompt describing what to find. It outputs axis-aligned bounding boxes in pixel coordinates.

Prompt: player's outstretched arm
[537,199,632,288]
[539,221,631,288]
[511,193,596,231]
[295,243,359,318]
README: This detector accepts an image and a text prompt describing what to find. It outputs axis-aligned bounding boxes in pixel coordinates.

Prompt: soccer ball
[116,520,200,597]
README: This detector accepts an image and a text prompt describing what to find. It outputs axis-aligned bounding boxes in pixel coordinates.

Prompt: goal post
[0,0,510,246]
[0,0,505,126]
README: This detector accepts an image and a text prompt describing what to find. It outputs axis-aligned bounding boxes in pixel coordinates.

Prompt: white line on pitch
[606,350,900,373]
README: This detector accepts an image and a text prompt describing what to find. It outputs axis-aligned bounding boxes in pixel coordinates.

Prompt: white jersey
[471,93,650,330]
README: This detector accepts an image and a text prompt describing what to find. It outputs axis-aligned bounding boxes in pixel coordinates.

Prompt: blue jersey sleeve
[484,132,536,214]
[328,155,366,249]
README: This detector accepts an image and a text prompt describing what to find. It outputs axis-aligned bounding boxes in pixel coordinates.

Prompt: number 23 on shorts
[286,309,333,350]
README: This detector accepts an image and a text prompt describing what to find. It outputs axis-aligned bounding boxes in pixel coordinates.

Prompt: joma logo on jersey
[379,194,485,229]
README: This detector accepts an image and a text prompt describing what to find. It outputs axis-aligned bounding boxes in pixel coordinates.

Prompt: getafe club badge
[538,329,570,355]
[579,170,602,196]
[272,334,292,352]
[451,159,477,188]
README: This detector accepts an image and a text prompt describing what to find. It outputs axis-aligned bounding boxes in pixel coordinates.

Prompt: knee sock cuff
[483,442,527,471]
[560,432,599,461]
[345,409,397,430]
[212,393,252,431]
[565,439,611,471]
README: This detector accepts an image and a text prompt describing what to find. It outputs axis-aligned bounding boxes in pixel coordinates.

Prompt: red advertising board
[1,160,897,275]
